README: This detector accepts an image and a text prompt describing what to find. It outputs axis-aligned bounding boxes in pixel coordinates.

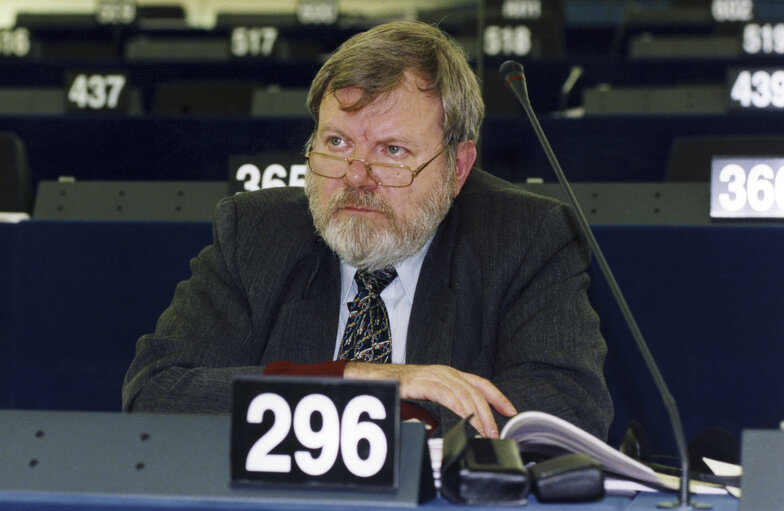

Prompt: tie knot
[355,268,397,296]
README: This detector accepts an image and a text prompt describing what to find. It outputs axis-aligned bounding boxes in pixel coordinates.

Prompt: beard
[305,170,456,271]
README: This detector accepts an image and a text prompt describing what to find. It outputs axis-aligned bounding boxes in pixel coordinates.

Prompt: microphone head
[499,60,524,81]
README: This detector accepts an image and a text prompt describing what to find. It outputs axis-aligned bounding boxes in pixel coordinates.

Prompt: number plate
[742,23,784,55]
[95,0,137,25]
[64,71,130,114]
[711,157,784,218]
[712,0,754,22]
[0,28,32,58]
[230,26,279,58]
[727,67,784,111]
[230,376,399,490]
[296,0,339,25]
[229,152,307,193]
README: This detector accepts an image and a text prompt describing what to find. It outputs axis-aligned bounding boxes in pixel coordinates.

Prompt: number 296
[245,393,388,478]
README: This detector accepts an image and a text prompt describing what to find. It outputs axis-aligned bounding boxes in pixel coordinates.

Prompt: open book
[499,411,729,496]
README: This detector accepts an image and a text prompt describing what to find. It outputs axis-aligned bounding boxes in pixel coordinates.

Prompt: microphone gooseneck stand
[499,60,709,511]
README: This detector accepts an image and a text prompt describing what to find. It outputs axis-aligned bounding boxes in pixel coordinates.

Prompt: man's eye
[329,137,342,146]
[388,145,402,155]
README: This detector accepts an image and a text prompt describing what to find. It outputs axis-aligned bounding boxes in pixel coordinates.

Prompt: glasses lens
[308,153,414,186]
[308,153,346,178]
[368,163,413,187]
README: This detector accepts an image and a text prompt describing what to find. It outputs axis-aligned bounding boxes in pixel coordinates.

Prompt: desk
[0,409,738,511]
[3,113,783,189]
[0,494,738,510]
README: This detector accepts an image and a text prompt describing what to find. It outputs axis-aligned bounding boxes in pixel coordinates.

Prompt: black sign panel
[0,28,31,58]
[230,26,280,58]
[95,0,137,25]
[231,376,399,490]
[727,67,784,110]
[483,0,564,58]
[229,151,307,194]
[712,0,754,22]
[64,71,131,114]
[711,156,784,218]
[742,22,784,56]
[296,0,339,25]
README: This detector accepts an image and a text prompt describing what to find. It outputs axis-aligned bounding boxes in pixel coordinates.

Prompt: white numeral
[246,393,292,473]
[235,163,261,191]
[719,164,747,212]
[235,163,306,191]
[67,74,126,110]
[718,163,784,214]
[747,164,776,212]
[261,163,288,188]
[502,0,542,19]
[484,25,532,57]
[293,394,340,476]
[712,0,753,22]
[96,0,136,24]
[243,393,388,478]
[730,70,784,109]
[742,23,784,54]
[0,28,31,57]
[297,0,339,25]
[341,395,387,478]
[231,27,278,57]
[731,70,752,107]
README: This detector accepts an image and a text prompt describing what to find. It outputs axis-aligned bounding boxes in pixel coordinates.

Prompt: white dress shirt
[333,238,434,364]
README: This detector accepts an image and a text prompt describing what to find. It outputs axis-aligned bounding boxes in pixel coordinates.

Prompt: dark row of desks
[2,112,780,189]
[1,55,782,111]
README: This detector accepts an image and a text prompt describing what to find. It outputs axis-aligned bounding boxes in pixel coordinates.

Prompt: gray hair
[307,20,484,156]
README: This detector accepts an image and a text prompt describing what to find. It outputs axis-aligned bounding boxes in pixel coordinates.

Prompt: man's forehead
[318,83,443,140]
[328,70,437,108]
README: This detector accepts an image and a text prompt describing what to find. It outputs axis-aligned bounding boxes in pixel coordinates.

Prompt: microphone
[499,60,707,511]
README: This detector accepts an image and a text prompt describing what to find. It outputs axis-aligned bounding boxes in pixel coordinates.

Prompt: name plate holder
[0,405,433,508]
[230,376,402,491]
[710,156,784,219]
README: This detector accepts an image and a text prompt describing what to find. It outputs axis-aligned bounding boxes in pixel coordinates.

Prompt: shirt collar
[339,236,435,305]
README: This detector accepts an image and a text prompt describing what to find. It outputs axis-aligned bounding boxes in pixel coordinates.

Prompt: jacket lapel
[301,239,342,362]
[260,237,341,364]
[406,208,459,366]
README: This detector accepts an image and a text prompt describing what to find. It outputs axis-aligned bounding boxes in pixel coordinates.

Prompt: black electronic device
[529,453,604,502]
[440,417,530,505]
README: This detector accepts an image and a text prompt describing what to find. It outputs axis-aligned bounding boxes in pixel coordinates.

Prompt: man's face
[305,72,470,271]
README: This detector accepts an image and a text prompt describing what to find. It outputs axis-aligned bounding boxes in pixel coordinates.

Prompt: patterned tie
[338,268,398,363]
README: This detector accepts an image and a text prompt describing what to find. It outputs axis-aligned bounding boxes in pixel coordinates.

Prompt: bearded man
[122,21,612,440]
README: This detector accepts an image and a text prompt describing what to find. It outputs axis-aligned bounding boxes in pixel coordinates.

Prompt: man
[122,21,613,440]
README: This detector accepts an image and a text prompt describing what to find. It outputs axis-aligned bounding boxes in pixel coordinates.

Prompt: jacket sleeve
[490,203,613,440]
[417,201,613,440]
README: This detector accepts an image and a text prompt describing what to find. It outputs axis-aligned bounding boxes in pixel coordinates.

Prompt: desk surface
[0,494,739,511]
[0,409,739,511]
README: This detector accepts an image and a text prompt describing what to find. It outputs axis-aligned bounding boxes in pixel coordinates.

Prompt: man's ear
[453,140,477,196]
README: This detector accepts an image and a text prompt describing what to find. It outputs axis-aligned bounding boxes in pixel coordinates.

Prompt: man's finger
[462,372,517,417]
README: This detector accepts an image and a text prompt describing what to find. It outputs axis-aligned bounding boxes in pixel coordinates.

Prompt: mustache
[328,187,395,218]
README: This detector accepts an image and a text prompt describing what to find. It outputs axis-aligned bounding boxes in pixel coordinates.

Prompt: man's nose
[345,159,379,190]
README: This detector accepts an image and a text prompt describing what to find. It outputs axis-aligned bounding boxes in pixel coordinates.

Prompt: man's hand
[343,362,517,438]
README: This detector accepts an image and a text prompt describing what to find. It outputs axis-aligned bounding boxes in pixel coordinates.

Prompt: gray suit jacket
[122,169,613,439]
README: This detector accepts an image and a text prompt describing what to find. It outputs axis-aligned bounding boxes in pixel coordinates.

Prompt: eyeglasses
[304,147,446,188]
